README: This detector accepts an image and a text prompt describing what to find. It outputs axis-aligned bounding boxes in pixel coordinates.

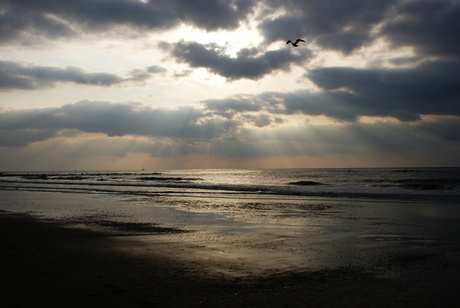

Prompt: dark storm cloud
[0,61,166,90]
[257,0,460,58]
[201,59,460,122]
[167,41,308,80]
[0,2,76,44]
[0,0,254,44]
[307,61,460,121]
[381,0,460,59]
[0,101,236,146]
[0,61,122,89]
[259,0,397,53]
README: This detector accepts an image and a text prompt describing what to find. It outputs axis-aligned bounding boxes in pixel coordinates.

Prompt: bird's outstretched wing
[287,39,305,46]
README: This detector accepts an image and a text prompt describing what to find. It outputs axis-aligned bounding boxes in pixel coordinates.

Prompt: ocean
[1,167,459,202]
[1,167,460,278]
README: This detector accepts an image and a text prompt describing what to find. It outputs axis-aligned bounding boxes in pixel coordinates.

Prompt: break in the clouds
[0,60,166,90]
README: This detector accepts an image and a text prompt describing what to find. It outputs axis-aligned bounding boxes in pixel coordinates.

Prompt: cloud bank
[2,100,459,147]
[1,100,459,169]
[166,41,309,80]
[0,0,254,44]
[0,61,166,90]
[260,0,398,53]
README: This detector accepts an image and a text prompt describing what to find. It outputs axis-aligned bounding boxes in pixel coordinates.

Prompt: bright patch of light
[358,116,403,124]
[172,24,263,57]
[308,37,417,70]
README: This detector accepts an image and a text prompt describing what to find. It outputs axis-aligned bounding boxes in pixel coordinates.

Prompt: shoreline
[1,190,460,306]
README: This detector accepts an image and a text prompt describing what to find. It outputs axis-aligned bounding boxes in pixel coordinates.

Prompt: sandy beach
[2,190,460,307]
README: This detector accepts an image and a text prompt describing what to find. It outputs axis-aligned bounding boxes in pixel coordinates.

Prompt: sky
[1,0,460,171]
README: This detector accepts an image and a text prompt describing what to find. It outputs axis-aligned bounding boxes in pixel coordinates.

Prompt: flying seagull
[286,39,305,47]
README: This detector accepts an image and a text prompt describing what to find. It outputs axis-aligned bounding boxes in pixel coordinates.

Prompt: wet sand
[1,191,460,307]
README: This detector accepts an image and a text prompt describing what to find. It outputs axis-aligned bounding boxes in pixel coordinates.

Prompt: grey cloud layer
[259,0,460,58]
[0,61,165,90]
[0,0,253,44]
[167,41,308,80]
[260,0,398,53]
[1,101,458,164]
[381,0,460,58]
[2,0,459,61]
[203,60,460,122]
[3,0,459,84]
[306,61,460,121]
[0,101,235,146]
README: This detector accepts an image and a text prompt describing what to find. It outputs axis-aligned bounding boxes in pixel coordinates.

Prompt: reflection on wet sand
[1,190,460,307]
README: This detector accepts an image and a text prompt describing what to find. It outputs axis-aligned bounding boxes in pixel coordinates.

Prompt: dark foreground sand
[1,193,460,307]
